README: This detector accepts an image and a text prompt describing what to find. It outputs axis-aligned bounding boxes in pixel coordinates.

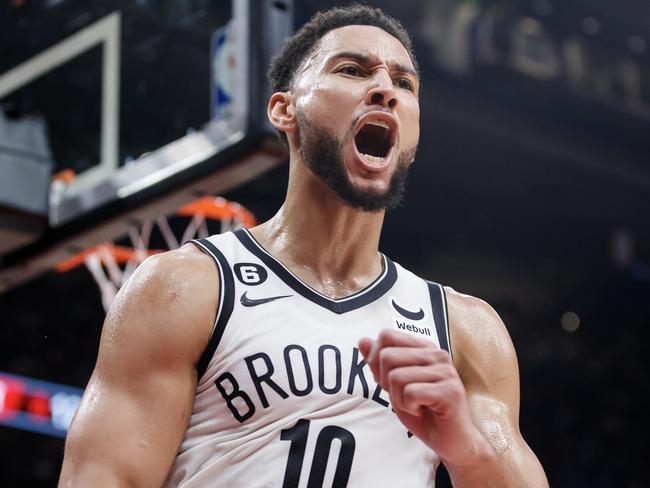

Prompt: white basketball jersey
[163,229,451,487]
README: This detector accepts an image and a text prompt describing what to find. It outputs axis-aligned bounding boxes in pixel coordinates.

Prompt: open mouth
[354,117,396,165]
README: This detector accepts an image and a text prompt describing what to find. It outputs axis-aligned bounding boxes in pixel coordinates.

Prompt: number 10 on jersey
[281,419,356,487]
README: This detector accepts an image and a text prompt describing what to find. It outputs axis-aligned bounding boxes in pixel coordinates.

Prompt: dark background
[1,0,650,486]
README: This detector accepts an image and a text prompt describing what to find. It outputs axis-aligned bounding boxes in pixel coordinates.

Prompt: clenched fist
[359,329,486,467]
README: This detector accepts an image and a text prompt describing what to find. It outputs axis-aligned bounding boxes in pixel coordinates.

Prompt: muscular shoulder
[99,243,219,370]
[443,287,518,393]
[118,243,216,305]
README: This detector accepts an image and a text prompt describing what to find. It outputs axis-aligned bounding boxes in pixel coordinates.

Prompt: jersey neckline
[233,228,397,314]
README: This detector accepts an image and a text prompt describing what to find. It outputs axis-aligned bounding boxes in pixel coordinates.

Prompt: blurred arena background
[1,0,649,486]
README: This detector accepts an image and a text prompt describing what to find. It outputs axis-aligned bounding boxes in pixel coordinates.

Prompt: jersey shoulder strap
[187,234,236,380]
[424,280,452,359]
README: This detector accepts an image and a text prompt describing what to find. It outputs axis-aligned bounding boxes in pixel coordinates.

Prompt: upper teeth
[366,120,389,129]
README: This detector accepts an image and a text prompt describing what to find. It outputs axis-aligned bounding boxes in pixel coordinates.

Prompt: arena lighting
[420,3,650,116]
[0,372,83,437]
[561,312,581,333]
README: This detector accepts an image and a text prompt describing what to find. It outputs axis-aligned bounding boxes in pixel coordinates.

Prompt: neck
[250,162,385,298]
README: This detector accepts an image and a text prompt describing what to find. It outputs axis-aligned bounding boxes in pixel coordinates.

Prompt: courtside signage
[0,372,83,438]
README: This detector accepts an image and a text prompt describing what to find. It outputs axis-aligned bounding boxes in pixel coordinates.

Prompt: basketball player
[59,6,548,487]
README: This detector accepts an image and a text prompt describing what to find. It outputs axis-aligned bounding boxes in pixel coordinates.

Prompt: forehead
[314,24,414,69]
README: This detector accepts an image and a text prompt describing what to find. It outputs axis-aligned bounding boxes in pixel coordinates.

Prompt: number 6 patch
[234,263,268,285]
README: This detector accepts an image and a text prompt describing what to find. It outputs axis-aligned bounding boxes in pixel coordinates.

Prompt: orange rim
[55,244,161,273]
[51,169,76,183]
[56,197,256,273]
[176,196,257,227]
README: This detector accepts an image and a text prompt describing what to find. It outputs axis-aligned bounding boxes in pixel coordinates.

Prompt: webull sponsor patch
[392,318,433,338]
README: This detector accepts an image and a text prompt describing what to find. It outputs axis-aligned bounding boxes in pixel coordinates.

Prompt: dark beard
[297,116,416,212]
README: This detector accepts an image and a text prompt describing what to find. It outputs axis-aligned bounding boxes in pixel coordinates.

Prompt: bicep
[60,249,217,487]
[62,365,196,487]
[450,292,548,486]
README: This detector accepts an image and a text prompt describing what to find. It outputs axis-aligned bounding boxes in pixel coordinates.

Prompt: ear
[267,92,296,135]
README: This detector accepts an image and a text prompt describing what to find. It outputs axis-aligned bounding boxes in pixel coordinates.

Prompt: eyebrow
[327,51,419,80]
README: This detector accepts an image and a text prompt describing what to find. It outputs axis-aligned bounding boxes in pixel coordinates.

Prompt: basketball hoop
[56,196,256,312]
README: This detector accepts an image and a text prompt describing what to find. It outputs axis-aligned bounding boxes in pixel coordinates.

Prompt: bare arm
[444,287,548,487]
[358,288,547,488]
[59,245,218,487]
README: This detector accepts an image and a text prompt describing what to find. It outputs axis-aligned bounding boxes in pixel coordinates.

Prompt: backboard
[0,0,293,292]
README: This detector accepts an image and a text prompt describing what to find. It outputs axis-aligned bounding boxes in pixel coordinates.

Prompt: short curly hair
[267,4,419,145]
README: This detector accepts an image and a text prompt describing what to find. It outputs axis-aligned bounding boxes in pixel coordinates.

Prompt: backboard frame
[0,0,293,293]
[0,12,121,193]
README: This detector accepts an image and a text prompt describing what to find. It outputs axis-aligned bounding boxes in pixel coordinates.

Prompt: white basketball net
[81,197,251,312]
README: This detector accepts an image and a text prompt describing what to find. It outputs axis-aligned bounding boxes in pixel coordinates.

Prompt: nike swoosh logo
[240,291,293,307]
[391,299,425,321]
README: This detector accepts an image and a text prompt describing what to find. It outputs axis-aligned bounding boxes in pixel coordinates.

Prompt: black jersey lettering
[317,344,342,395]
[215,345,397,422]
[347,347,369,398]
[284,344,314,397]
[214,372,256,423]
[372,383,390,408]
[245,352,289,408]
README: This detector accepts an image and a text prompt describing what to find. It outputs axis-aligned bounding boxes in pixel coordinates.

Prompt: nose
[365,71,398,109]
